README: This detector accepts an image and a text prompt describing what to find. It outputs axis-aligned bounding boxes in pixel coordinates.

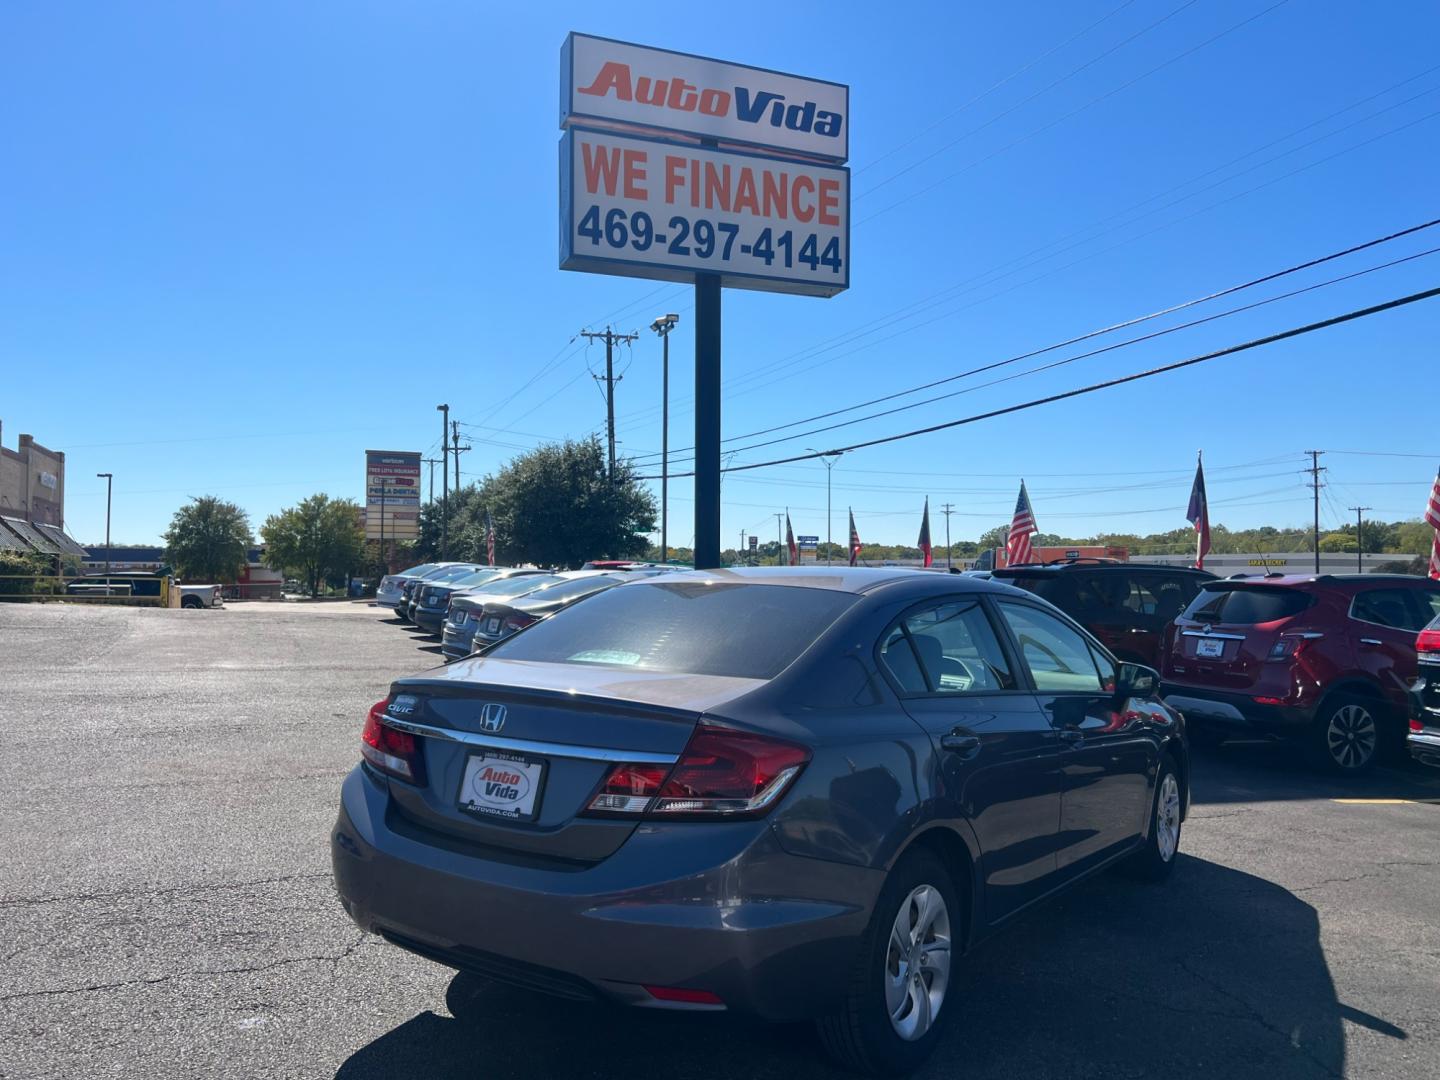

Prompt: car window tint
[488,581,856,679]
[1352,589,1427,631]
[1089,646,1117,692]
[1182,586,1309,624]
[879,625,929,694]
[902,601,1015,693]
[1419,593,1440,623]
[997,601,1104,693]
[1138,574,1193,622]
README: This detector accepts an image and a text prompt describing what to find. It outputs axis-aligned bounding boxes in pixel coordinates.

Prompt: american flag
[1006,481,1037,567]
[484,509,496,567]
[1425,463,1440,580]
[917,498,933,568]
[1186,454,1211,571]
[848,508,862,567]
[785,511,798,567]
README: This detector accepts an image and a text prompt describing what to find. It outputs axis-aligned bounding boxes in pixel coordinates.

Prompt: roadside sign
[748,535,758,550]
[561,128,848,297]
[365,450,421,540]
[561,33,848,163]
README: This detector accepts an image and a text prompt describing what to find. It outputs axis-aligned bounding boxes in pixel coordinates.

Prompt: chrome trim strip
[1180,630,1246,641]
[381,715,680,764]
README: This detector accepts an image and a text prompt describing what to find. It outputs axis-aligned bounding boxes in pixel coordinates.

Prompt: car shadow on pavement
[1191,737,1440,806]
[335,855,1380,1080]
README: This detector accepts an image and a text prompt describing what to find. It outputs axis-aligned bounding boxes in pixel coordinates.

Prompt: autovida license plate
[1196,638,1225,659]
[458,750,545,821]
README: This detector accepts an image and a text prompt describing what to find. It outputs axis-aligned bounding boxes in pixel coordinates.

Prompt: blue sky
[3,1,1437,548]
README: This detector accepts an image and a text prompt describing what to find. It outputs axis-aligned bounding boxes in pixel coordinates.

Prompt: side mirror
[1115,662,1160,700]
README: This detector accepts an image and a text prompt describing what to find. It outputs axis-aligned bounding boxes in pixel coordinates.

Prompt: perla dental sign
[561,33,848,162]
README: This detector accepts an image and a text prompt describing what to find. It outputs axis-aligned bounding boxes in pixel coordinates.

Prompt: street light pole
[96,473,113,574]
[649,314,679,564]
[436,404,449,559]
[805,449,842,565]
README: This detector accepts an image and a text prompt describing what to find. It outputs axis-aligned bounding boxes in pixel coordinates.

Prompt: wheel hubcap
[1155,773,1181,862]
[884,884,951,1041]
[1327,705,1377,769]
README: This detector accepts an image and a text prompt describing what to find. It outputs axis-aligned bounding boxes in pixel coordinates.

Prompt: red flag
[918,499,933,568]
[1006,481,1037,567]
[1425,463,1440,580]
[1186,454,1211,571]
[848,509,861,566]
[785,511,798,567]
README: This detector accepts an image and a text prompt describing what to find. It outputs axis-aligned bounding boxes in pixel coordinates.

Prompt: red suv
[1160,574,1440,772]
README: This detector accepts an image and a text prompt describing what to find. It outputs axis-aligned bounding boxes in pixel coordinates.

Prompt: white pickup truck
[177,583,224,609]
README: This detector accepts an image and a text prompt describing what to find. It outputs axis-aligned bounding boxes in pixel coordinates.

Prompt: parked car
[334,567,1188,1076]
[991,559,1212,670]
[1408,612,1440,769]
[1161,574,1440,772]
[445,572,626,659]
[411,568,552,634]
[377,563,457,613]
[400,563,490,623]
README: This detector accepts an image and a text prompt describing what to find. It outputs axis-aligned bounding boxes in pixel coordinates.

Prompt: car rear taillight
[504,613,538,632]
[1418,628,1440,655]
[1267,633,1322,661]
[1413,718,1426,733]
[584,725,810,820]
[360,700,425,783]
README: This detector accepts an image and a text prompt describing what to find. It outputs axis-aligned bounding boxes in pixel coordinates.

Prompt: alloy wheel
[1155,773,1181,862]
[1326,704,1378,770]
[884,884,951,1041]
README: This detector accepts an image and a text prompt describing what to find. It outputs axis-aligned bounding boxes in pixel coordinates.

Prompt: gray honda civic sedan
[333,567,1188,1075]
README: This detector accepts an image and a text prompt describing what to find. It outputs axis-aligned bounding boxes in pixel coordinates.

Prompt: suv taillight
[584,724,810,820]
[1268,633,1322,661]
[1418,628,1440,655]
[361,700,425,783]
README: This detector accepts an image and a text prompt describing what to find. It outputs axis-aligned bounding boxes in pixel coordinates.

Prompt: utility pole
[739,529,746,566]
[96,472,113,575]
[649,314,679,562]
[580,326,639,479]
[451,420,471,493]
[940,503,955,570]
[1306,450,1326,574]
[422,457,441,505]
[1349,506,1372,573]
[774,513,785,567]
[437,404,450,559]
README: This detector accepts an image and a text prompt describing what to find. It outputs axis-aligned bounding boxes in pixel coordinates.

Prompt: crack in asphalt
[0,933,373,1003]
[0,871,334,909]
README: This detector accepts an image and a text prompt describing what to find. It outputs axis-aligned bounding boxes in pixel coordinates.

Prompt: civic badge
[479,703,507,733]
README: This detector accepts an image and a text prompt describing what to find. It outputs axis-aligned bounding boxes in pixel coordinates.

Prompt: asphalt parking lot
[3,601,1440,1080]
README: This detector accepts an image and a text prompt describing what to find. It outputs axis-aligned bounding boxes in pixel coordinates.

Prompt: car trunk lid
[378,657,765,863]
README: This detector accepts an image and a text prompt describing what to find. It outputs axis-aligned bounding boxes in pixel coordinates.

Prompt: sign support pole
[694,272,722,569]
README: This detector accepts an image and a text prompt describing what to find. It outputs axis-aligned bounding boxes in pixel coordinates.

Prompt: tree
[261,494,365,597]
[163,496,253,582]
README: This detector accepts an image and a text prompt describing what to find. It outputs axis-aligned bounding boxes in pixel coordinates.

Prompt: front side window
[996,601,1105,693]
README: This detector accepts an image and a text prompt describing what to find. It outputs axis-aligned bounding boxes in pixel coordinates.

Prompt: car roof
[632,565,1032,598]
[996,561,1210,576]
[1203,573,1440,590]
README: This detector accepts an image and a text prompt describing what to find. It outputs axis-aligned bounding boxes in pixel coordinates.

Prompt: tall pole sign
[560,32,849,568]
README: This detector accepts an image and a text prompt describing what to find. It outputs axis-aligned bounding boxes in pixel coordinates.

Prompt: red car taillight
[504,612,538,632]
[361,700,425,783]
[584,725,810,820]
[1418,627,1440,655]
[1413,717,1426,733]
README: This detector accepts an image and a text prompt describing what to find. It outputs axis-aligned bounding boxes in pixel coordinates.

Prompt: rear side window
[487,581,855,680]
[1351,589,1434,632]
[880,601,1016,695]
[1182,586,1310,624]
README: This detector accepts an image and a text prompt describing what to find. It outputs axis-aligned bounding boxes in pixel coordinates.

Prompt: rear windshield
[471,573,563,597]
[1183,586,1310,624]
[399,563,439,577]
[487,580,856,679]
[514,575,619,607]
[445,569,504,589]
[999,574,1067,604]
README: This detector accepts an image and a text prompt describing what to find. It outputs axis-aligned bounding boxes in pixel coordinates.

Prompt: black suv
[990,559,1213,670]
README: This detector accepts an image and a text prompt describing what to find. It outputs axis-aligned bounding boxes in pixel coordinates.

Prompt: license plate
[486,617,502,634]
[458,750,546,821]
[1196,638,1225,659]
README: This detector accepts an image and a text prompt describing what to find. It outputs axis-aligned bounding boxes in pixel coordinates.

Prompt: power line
[637,285,1440,481]
[636,220,1440,465]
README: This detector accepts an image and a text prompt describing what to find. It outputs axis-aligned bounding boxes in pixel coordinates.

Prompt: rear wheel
[181,596,203,609]
[817,849,959,1076]
[1309,696,1380,773]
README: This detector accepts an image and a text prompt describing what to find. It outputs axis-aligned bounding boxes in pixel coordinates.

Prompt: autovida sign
[560,34,849,298]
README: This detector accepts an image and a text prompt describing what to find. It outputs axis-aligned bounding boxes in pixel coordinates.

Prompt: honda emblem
[479,703,507,732]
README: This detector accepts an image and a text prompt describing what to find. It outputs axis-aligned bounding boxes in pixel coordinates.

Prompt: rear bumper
[413,607,447,633]
[1408,730,1440,769]
[377,594,401,610]
[331,767,882,1020]
[440,626,473,659]
[1161,684,1315,731]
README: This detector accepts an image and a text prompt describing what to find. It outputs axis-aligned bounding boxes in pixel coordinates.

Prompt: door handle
[1360,638,1383,647]
[940,730,981,757]
[1057,729,1085,744]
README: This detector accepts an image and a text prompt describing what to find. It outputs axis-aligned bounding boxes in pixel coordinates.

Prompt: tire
[816,849,960,1077]
[1120,752,1182,882]
[181,596,202,610]
[1308,695,1380,774]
